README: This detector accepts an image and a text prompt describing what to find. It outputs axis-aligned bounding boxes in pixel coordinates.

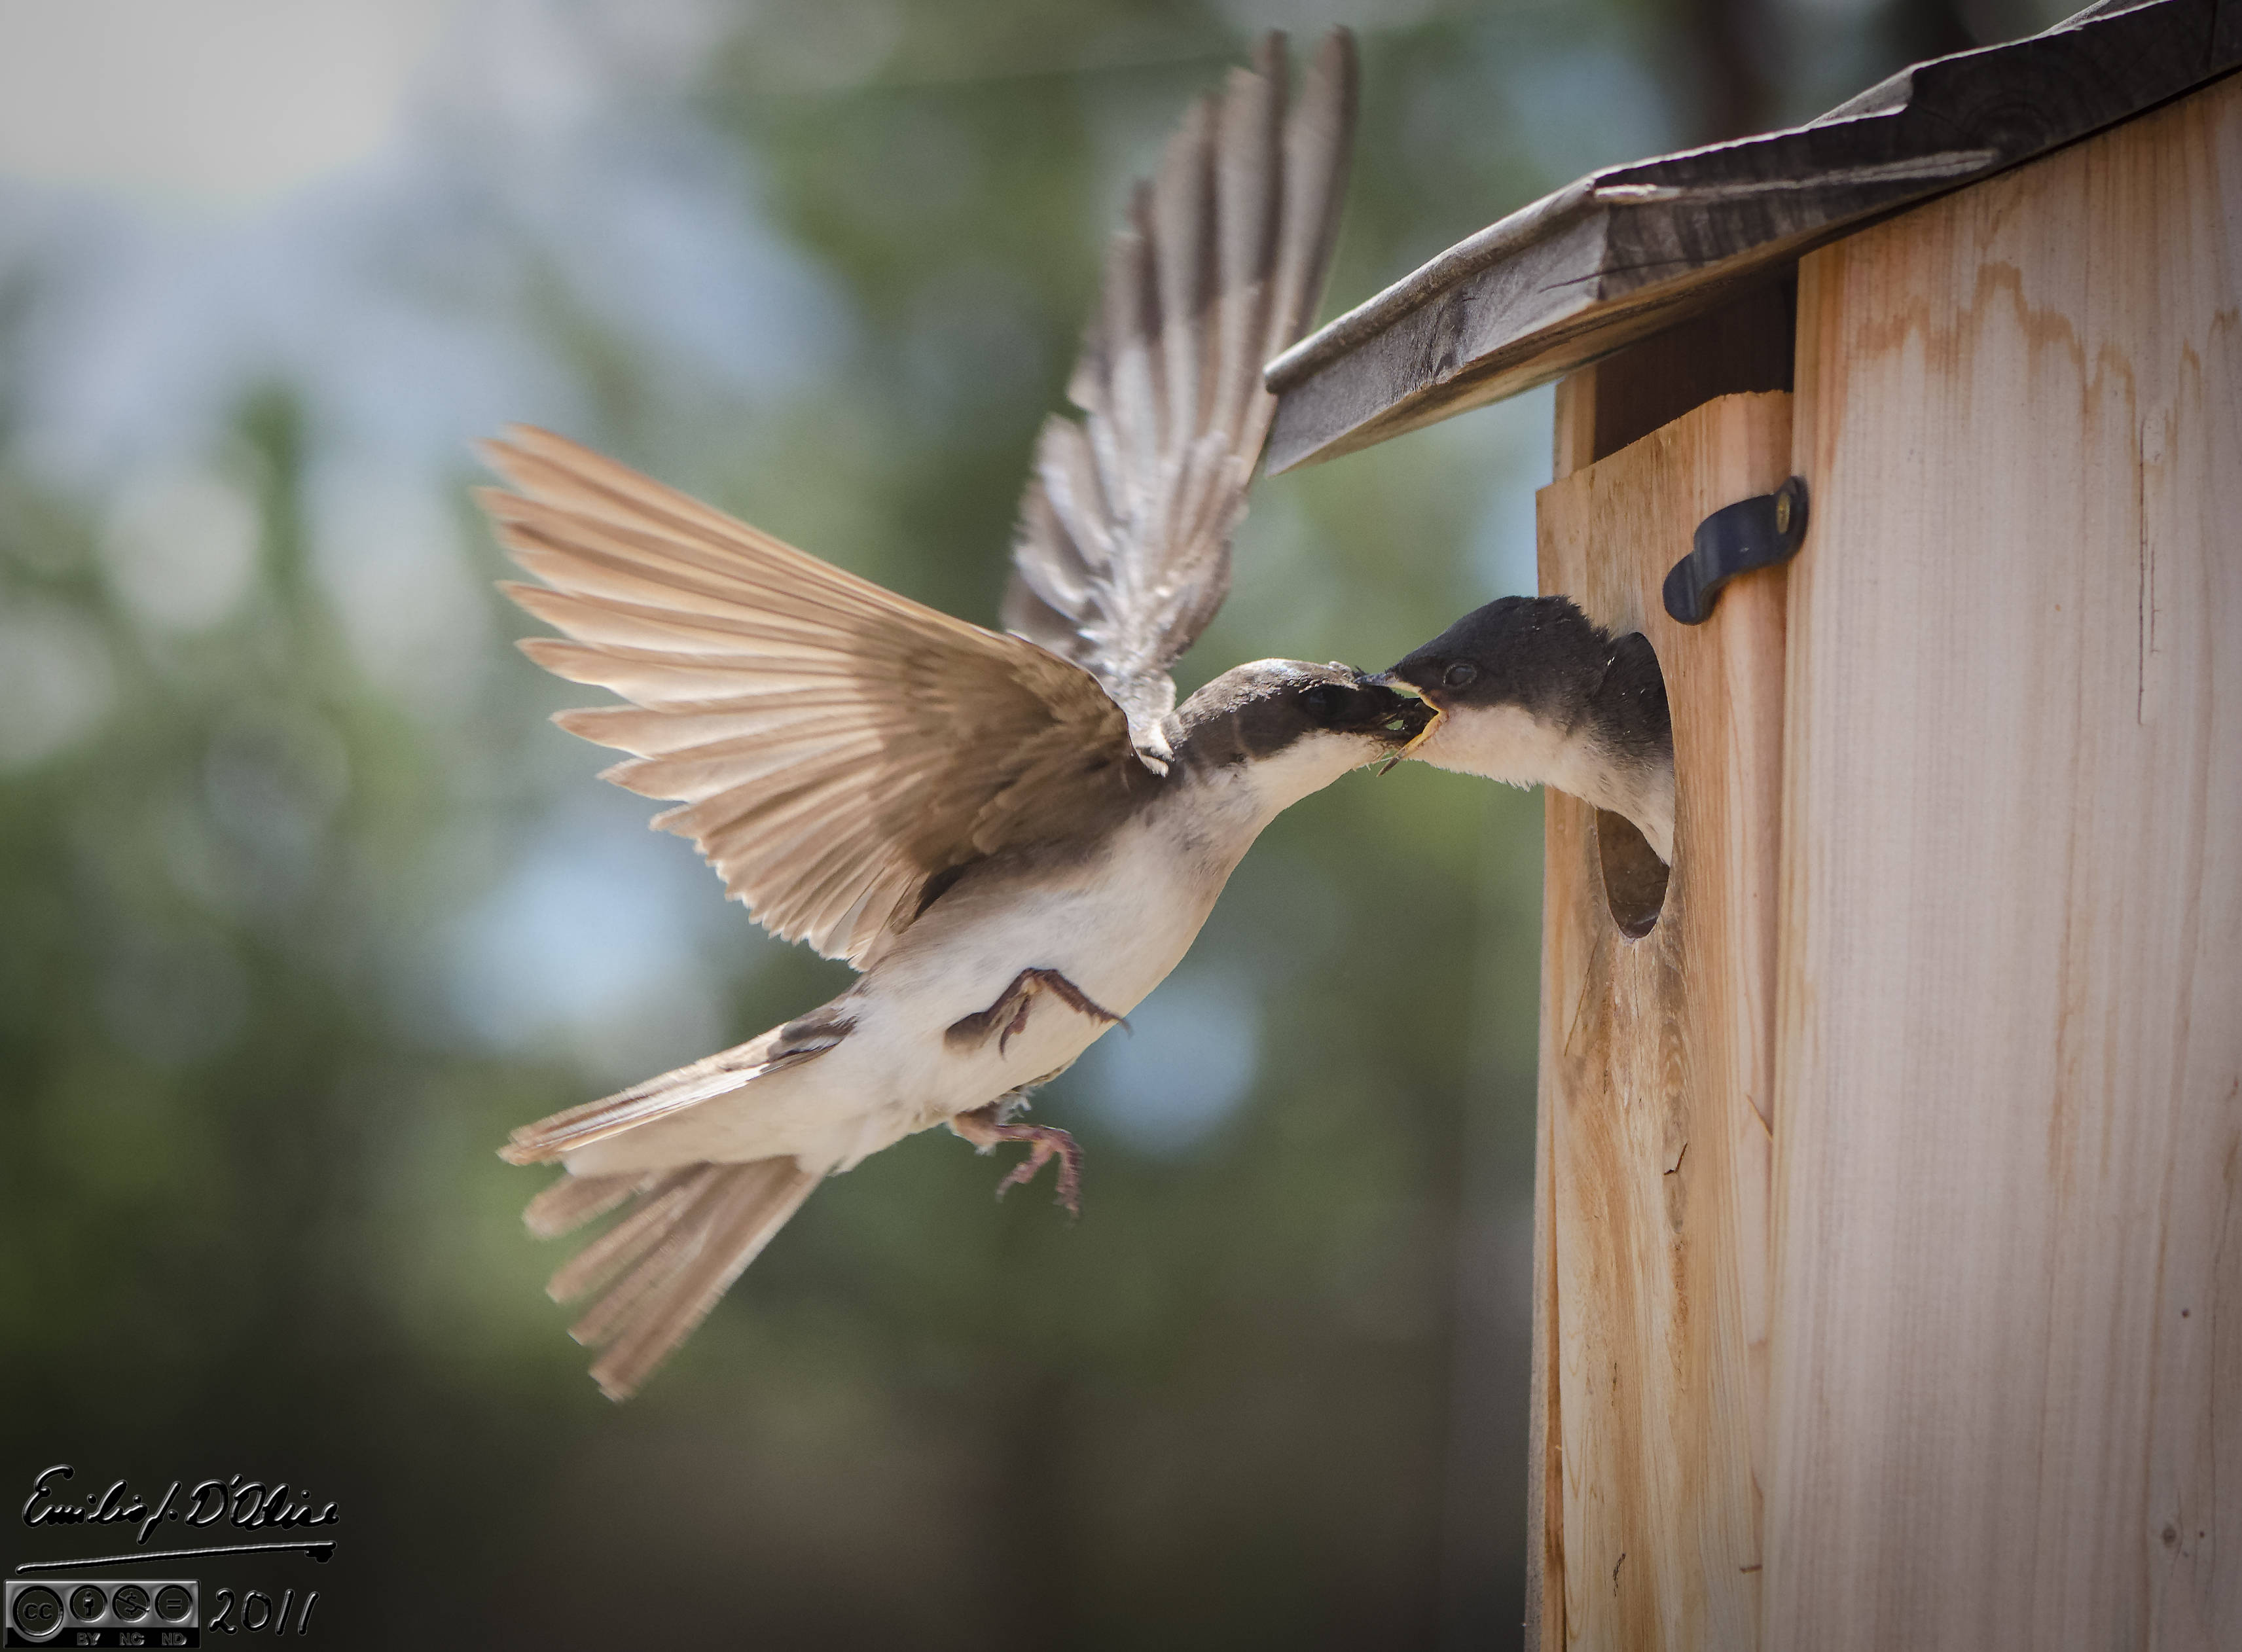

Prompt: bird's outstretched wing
[481,427,1148,968]
[1002,29,1357,768]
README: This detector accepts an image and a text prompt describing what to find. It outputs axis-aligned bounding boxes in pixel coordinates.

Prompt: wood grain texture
[1523,977,1565,1652]
[1551,369,1598,483]
[1765,71,2242,1651]
[1534,391,1792,1650]
[1264,0,2239,474]
[1588,278,1796,462]
[1525,364,1599,1652]
[1549,279,1799,486]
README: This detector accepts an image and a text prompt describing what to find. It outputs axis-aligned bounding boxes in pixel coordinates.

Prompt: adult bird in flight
[477,31,1424,1399]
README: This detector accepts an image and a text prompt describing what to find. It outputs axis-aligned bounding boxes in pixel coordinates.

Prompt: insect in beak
[1375,698,1442,776]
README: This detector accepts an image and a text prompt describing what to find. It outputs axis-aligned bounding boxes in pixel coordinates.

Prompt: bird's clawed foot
[944,967,1124,1059]
[950,1103,1084,1216]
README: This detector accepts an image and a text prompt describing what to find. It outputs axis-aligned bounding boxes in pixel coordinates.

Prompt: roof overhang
[1264,0,2239,472]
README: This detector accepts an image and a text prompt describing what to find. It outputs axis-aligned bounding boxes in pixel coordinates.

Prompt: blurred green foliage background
[0,0,2067,1645]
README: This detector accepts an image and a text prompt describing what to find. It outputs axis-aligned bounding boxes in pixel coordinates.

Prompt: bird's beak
[1339,672,1435,773]
[1367,671,1445,774]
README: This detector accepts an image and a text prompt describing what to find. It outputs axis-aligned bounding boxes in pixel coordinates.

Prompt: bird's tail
[498,1000,855,1166]
[525,1158,820,1400]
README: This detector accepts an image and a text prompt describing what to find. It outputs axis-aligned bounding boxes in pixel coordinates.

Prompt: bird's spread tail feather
[530,1159,821,1399]
[522,1168,643,1237]
[499,1005,852,1166]
[499,1037,785,1165]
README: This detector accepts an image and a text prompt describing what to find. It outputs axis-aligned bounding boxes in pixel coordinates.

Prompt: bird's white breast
[820,812,1240,1147]
[588,797,1265,1179]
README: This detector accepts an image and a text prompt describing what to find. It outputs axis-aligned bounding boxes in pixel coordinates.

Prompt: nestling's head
[1381,596,1676,863]
[1384,596,1612,727]
[1168,660,1434,808]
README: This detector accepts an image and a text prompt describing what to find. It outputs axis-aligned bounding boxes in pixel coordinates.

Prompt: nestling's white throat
[1410,701,1675,863]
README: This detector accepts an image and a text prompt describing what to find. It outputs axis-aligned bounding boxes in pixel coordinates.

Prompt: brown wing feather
[1002,29,1358,751]
[480,426,1143,968]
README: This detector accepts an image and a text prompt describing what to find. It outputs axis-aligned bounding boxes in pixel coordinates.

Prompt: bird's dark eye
[1301,684,1342,722]
[1443,661,1479,689]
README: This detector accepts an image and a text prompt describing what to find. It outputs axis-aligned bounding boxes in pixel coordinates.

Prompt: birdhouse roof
[1264,0,2238,472]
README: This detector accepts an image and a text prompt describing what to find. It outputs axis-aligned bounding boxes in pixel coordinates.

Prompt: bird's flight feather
[1002,30,1357,760]
[482,33,1352,967]
[480,426,1142,967]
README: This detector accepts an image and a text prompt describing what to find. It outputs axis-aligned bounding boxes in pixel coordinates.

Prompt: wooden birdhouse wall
[1532,389,1793,1649]
[1760,71,2239,1652]
[1525,69,2241,1652]
[1259,9,2239,1645]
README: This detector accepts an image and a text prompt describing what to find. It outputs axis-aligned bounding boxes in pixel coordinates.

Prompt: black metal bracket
[1663,476,1809,625]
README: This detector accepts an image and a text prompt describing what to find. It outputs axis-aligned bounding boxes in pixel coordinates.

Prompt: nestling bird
[477,31,1421,1399]
[1382,596,1675,862]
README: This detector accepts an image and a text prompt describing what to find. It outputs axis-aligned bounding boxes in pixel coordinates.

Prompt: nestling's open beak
[1367,670,1445,772]
[1337,670,1436,745]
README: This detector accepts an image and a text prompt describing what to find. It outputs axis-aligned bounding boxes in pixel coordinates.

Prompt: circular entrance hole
[1597,810,1669,938]
[1589,627,1672,938]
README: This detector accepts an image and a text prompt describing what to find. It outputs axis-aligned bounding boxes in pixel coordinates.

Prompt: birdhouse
[1265,3,2239,1647]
